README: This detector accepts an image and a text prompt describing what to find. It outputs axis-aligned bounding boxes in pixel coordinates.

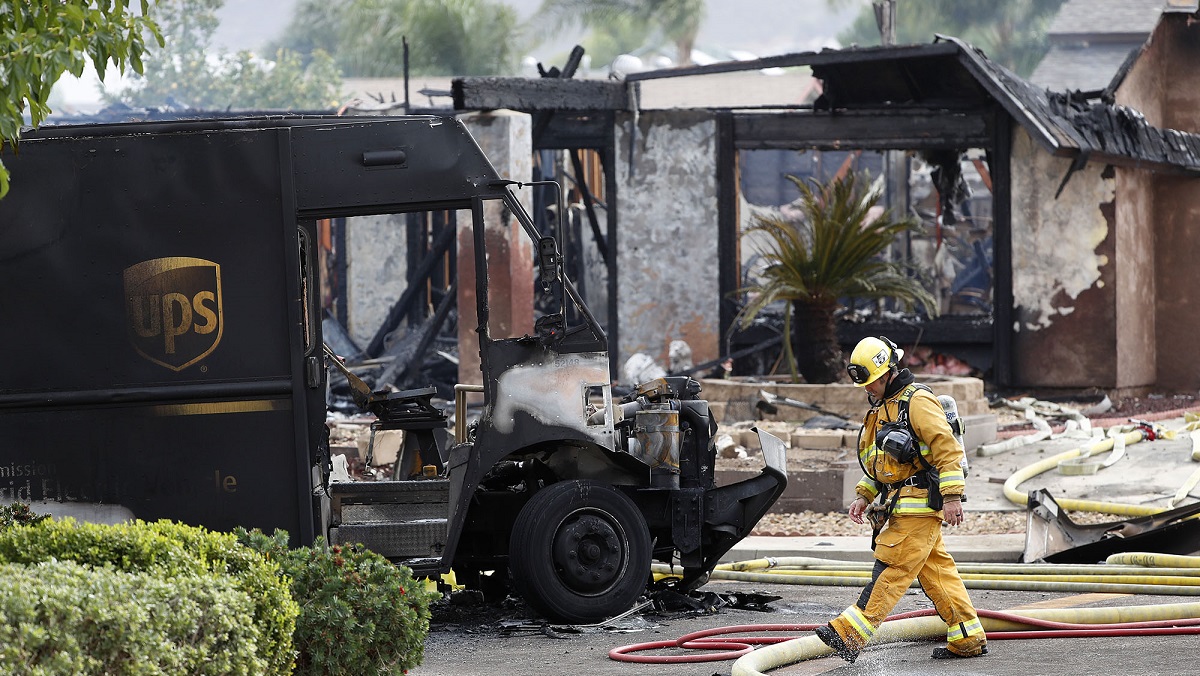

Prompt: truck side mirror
[538,236,561,292]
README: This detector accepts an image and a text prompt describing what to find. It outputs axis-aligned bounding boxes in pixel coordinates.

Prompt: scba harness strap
[859,384,944,529]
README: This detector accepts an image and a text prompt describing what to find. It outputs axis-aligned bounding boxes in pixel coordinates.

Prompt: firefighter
[814,336,988,662]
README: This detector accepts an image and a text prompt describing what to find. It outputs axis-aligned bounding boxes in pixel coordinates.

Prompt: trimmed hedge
[239,530,431,676]
[0,518,298,675]
[0,559,264,675]
[0,509,429,676]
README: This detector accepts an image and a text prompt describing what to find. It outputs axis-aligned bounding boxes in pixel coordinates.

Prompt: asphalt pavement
[414,579,1200,676]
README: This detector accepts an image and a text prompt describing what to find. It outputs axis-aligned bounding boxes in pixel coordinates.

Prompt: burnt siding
[1009,127,1118,389]
[614,110,721,371]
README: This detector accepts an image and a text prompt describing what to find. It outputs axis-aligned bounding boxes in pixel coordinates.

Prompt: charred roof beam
[624,41,961,82]
[452,77,627,112]
[733,109,992,151]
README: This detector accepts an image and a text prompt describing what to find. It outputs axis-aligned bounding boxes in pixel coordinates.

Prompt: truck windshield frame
[497,188,608,351]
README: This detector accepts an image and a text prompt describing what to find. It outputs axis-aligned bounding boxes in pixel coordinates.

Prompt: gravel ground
[751,509,1024,536]
[749,509,1118,537]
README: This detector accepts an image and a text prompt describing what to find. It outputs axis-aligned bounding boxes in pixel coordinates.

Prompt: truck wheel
[509,480,651,624]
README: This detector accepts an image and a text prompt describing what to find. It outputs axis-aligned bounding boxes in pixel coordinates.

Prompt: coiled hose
[1002,414,1200,516]
[1002,429,1162,516]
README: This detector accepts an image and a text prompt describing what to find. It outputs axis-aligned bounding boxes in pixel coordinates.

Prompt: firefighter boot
[932,644,988,659]
[815,624,860,663]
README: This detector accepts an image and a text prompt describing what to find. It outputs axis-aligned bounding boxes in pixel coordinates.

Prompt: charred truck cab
[0,116,785,623]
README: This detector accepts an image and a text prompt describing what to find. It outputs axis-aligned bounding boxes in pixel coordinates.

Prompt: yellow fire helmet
[847,336,903,387]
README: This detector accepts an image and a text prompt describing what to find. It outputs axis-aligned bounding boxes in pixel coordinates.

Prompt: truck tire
[509,480,651,624]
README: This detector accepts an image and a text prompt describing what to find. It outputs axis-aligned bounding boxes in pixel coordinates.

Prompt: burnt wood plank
[733,110,991,150]
[453,77,627,111]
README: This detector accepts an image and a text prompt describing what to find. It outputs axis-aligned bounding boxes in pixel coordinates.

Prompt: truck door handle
[306,356,324,388]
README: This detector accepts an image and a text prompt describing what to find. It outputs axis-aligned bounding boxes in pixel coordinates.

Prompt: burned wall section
[1010,127,1117,388]
[345,214,409,348]
[334,111,534,387]
[614,110,721,373]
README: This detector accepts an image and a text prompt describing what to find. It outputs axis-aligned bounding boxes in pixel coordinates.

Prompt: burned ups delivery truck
[0,116,785,622]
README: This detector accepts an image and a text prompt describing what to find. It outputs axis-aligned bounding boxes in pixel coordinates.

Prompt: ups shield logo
[124,257,223,371]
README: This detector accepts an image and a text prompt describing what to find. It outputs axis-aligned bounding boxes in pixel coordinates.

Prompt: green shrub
[239,529,431,676]
[0,558,264,675]
[0,503,48,531]
[136,520,300,674]
[0,519,298,675]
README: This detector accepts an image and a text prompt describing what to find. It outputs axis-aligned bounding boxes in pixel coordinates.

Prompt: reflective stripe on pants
[829,515,986,655]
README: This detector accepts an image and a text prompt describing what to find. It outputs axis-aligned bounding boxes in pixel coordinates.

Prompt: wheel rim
[550,508,629,596]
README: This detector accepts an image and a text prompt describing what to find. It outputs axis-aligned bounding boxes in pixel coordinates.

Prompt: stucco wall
[614,110,721,371]
[345,213,408,348]
[1151,17,1200,391]
[1112,167,1158,390]
[1009,127,1117,388]
[1111,28,1164,391]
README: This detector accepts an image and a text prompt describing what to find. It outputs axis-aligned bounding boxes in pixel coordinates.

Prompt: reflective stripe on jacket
[854,384,966,513]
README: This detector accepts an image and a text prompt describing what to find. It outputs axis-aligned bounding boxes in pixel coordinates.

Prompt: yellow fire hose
[653,561,1200,596]
[1168,428,1200,507]
[1107,551,1200,568]
[1002,429,1160,516]
[645,552,1200,675]
[719,556,1200,577]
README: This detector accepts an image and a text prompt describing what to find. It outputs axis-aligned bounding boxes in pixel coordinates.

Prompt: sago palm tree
[738,172,937,384]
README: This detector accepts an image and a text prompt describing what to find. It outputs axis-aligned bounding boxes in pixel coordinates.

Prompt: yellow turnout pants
[829,514,986,656]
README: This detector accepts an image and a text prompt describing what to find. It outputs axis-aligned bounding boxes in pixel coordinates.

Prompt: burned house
[444,6,1200,395]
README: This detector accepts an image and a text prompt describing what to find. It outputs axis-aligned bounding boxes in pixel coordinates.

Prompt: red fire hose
[608,608,1200,664]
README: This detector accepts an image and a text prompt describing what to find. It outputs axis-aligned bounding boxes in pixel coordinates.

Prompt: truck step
[330,519,448,560]
[339,501,447,523]
[328,478,449,503]
[329,478,450,526]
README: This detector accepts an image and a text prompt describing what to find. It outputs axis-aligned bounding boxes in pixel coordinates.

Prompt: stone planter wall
[701,374,991,421]
[705,375,999,514]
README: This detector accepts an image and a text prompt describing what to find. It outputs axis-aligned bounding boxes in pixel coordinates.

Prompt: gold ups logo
[124,257,223,371]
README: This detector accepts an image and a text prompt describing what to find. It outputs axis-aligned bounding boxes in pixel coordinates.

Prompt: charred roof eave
[809,36,1200,176]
